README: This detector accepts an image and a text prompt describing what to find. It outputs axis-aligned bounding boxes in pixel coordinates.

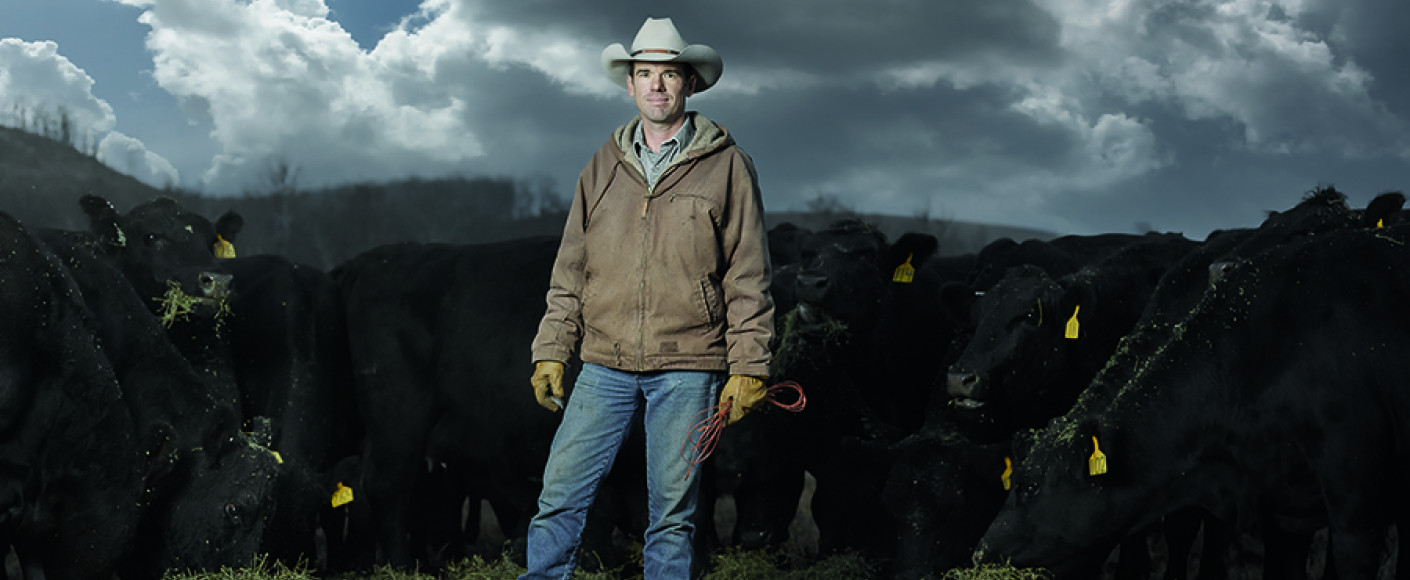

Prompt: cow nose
[795,272,829,302]
[737,528,775,550]
[198,271,233,298]
[947,371,984,399]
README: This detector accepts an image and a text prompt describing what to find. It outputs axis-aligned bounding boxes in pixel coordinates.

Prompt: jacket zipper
[638,193,650,372]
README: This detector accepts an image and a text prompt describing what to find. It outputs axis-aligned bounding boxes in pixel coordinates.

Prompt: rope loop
[680,380,806,480]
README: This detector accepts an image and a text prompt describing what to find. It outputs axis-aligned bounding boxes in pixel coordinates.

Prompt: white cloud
[108,0,487,193]
[0,39,115,143]
[98,131,181,188]
[0,38,179,184]
[103,0,645,193]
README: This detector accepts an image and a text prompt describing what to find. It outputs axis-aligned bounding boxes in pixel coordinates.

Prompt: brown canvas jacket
[532,112,774,377]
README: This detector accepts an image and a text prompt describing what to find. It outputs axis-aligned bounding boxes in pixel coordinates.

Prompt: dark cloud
[2,0,1404,238]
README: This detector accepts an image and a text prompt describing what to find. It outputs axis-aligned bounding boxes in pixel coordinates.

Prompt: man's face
[627,62,695,126]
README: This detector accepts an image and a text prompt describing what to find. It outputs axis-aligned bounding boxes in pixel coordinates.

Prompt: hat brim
[602,43,723,92]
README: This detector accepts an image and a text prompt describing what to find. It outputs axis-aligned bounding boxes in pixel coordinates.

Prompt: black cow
[0,212,147,580]
[334,237,577,569]
[977,217,1410,577]
[64,196,371,571]
[759,219,952,566]
[880,233,1199,579]
[892,188,1403,579]
[882,424,1012,579]
[219,254,364,568]
[76,195,243,309]
[36,225,281,578]
[702,223,814,552]
[946,232,1200,436]
[963,233,1142,291]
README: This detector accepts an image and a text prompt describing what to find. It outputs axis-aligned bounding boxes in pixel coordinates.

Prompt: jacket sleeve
[530,161,595,364]
[719,148,775,377]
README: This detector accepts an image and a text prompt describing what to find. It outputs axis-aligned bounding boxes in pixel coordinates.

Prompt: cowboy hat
[601,17,723,92]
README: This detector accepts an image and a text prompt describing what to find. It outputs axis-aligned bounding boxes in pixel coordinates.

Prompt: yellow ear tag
[892,253,915,283]
[213,234,236,259]
[1088,436,1108,476]
[271,450,284,464]
[331,482,354,508]
[1064,305,1081,340]
[1377,218,1385,228]
[1001,456,1013,490]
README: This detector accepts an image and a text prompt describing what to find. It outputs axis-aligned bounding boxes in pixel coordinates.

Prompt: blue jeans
[520,363,722,579]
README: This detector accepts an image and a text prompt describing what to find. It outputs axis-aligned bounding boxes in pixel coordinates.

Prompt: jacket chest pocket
[669,190,722,229]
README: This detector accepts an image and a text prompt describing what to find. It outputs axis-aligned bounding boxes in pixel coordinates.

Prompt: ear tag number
[892,253,915,283]
[213,234,237,259]
[1064,305,1081,340]
[331,482,355,508]
[1088,436,1108,476]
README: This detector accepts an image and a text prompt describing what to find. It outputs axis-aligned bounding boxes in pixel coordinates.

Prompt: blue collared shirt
[633,116,694,190]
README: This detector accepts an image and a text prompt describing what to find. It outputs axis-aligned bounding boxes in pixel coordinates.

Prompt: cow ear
[79,195,125,248]
[1363,191,1406,229]
[889,233,939,268]
[215,211,244,242]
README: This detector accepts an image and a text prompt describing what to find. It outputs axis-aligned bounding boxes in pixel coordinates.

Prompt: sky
[1,0,1407,239]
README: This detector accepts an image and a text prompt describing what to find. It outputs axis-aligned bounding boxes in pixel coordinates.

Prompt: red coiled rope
[681,380,807,480]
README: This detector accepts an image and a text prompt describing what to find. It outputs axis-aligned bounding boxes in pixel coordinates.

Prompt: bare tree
[803,191,855,218]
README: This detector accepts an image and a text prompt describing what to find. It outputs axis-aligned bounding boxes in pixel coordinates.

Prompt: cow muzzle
[947,371,987,408]
[198,271,233,300]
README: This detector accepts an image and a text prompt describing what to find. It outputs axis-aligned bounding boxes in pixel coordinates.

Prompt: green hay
[770,308,849,377]
[941,562,1053,580]
[155,279,232,329]
[163,555,315,580]
[703,548,875,580]
[163,548,882,580]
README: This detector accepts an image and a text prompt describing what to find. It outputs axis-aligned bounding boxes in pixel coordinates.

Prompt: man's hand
[531,361,565,412]
[720,375,767,425]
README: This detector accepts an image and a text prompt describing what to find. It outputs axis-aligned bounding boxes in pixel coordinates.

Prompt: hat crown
[630,17,688,55]
[601,17,723,92]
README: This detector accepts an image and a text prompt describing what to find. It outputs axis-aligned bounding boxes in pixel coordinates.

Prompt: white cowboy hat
[601,17,723,92]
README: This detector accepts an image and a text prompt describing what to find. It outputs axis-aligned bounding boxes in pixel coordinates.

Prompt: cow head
[792,220,938,334]
[975,417,1143,575]
[80,195,243,321]
[133,420,281,576]
[883,428,1010,579]
[947,265,1091,421]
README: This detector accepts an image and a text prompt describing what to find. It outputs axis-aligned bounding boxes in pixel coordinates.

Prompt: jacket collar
[612,112,731,186]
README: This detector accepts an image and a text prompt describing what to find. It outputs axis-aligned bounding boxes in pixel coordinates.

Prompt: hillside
[0,126,1055,268]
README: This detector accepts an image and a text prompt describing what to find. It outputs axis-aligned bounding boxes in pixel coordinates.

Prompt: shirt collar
[633,115,694,156]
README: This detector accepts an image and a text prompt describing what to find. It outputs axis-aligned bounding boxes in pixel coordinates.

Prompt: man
[522,16,774,579]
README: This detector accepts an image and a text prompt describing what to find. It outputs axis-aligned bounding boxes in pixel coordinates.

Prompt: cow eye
[224,503,241,523]
[1020,480,1041,499]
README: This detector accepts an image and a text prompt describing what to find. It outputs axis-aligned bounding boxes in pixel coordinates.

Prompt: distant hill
[0,126,1055,268]
[0,125,175,231]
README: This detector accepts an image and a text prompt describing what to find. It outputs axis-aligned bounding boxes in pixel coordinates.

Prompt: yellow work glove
[530,361,565,412]
[720,375,768,425]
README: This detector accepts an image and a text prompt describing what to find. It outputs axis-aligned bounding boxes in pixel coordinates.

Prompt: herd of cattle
[2,186,1407,579]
